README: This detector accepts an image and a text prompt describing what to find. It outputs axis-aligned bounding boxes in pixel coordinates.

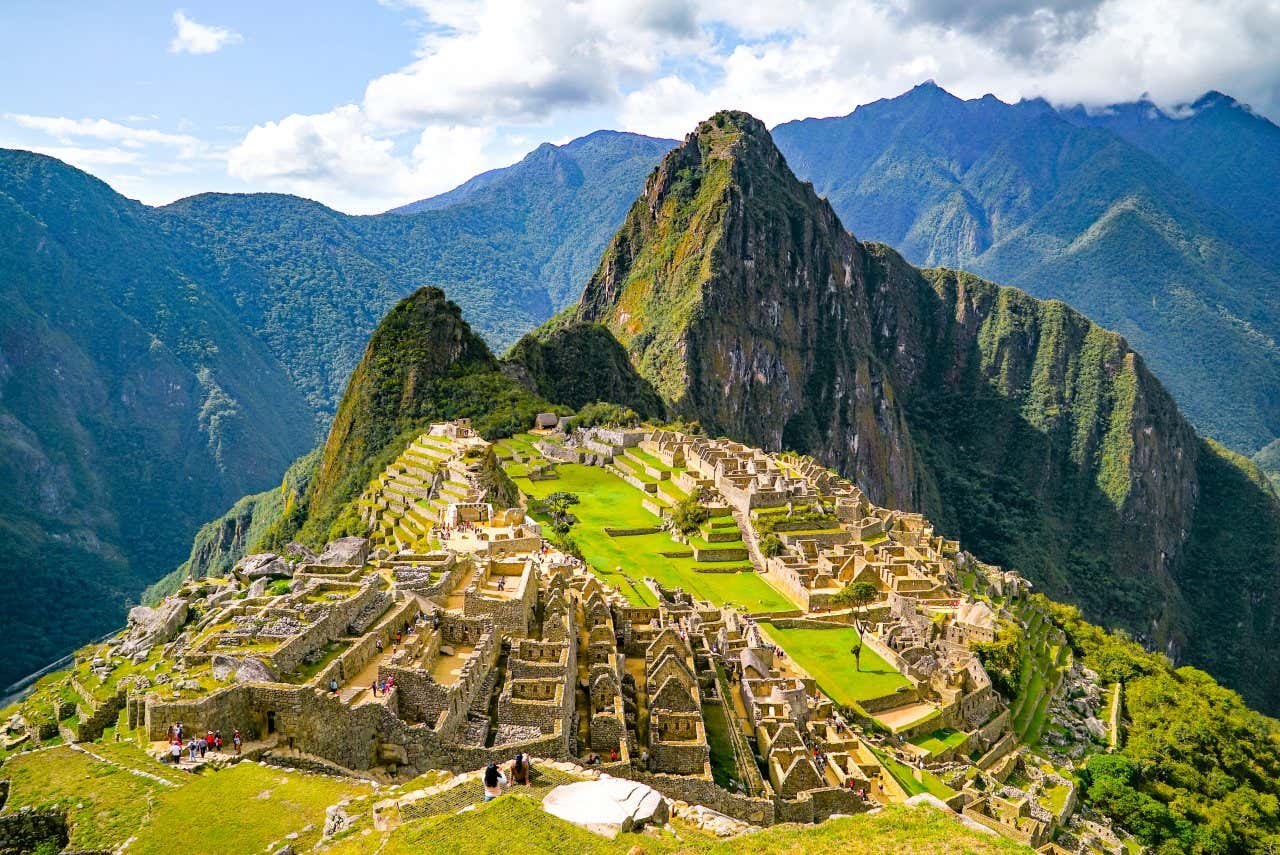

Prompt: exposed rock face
[542,777,669,838]
[234,656,277,684]
[317,537,370,567]
[575,111,923,509]
[234,553,292,581]
[119,598,188,657]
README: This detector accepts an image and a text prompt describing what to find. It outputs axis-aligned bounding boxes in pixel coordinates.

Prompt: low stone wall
[641,498,668,518]
[618,767,776,826]
[692,546,749,562]
[0,807,68,854]
[604,526,663,537]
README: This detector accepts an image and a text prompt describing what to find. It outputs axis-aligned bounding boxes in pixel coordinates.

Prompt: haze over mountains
[1,82,1278,696]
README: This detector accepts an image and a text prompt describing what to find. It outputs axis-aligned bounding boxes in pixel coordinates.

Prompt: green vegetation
[1,746,166,850]
[129,762,368,855]
[670,494,710,535]
[757,622,911,706]
[972,619,1023,700]
[910,728,968,757]
[511,461,792,611]
[291,287,557,545]
[1042,595,1280,854]
[873,749,956,801]
[331,794,1026,855]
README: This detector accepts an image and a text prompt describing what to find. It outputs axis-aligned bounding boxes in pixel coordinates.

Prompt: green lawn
[1,746,168,850]
[330,794,1026,855]
[129,761,369,855]
[510,463,794,612]
[872,748,956,800]
[909,728,968,756]
[758,623,911,705]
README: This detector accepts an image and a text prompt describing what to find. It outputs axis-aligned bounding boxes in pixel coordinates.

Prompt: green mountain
[772,84,1280,455]
[157,129,674,414]
[0,131,669,687]
[0,150,315,688]
[297,286,552,543]
[513,110,1280,715]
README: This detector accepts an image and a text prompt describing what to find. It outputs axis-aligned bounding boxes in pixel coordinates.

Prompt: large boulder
[542,776,669,838]
[234,657,278,684]
[318,537,370,567]
[119,598,189,657]
[235,553,293,581]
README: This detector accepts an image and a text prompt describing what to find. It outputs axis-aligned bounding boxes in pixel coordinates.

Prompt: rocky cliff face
[576,112,924,510]
[553,110,1280,712]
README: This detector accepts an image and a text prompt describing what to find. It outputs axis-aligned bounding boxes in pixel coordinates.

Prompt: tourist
[482,762,507,801]
[609,747,618,762]
[372,680,379,697]
[169,739,181,764]
[511,753,528,785]
[376,637,384,654]
[233,729,242,755]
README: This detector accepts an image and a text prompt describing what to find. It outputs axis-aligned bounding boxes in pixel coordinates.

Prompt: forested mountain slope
[773,83,1280,454]
[0,131,669,687]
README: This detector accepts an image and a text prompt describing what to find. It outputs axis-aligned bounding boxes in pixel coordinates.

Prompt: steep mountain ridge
[773,84,1280,454]
[574,112,924,510]
[0,150,314,688]
[525,110,1280,712]
[296,287,553,545]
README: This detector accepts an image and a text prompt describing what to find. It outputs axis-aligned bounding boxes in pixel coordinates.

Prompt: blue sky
[3,0,1276,213]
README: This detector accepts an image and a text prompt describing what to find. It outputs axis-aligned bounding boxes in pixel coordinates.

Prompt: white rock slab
[541,776,669,838]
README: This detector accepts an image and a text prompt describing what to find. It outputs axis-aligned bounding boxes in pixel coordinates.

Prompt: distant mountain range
[773,83,1280,455]
[2,82,1278,688]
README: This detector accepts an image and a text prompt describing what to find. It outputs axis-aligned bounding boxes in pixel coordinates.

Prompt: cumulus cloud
[169,11,242,55]
[221,0,1279,212]
[226,105,498,213]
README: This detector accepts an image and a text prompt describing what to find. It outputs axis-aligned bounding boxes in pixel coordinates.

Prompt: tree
[832,581,878,670]
[670,495,710,535]
[540,491,580,535]
[760,533,783,558]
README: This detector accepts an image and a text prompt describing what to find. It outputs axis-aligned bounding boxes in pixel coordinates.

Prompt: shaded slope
[773,84,1280,453]
[0,151,313,687]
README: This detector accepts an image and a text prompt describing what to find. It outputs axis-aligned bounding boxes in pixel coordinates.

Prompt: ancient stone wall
[0,807,68,854]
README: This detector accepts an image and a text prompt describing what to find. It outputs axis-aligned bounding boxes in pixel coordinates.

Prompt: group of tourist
[372,674,396,696]
[163,723,241,764]
[482,752,532,801]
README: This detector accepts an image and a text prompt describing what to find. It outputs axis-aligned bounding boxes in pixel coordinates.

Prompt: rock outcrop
[542,777,669,838]
[119,598,189,658]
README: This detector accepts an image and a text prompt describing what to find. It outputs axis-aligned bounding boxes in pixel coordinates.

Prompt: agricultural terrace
[503,454,794,612]
[758,622,912,706]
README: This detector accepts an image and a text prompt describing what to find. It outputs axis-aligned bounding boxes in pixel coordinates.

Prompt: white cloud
[220,0,1280,212]
[169,11,242,55]
[6,114,202,155]
[226,105,501,213]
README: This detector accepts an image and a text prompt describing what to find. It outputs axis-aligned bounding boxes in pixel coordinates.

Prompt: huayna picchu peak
[4,96,1280,855]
